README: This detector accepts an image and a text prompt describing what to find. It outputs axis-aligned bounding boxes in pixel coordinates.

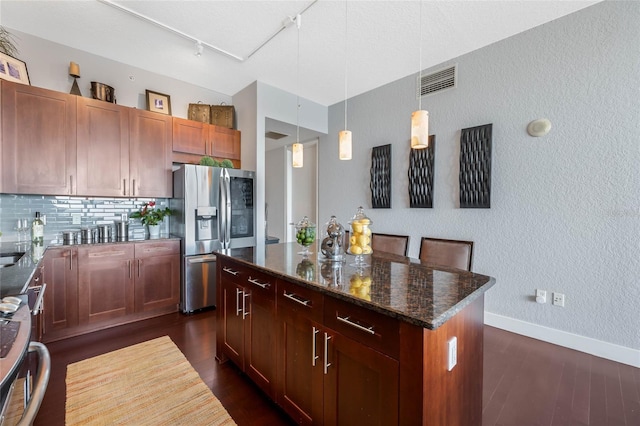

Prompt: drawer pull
[336,315,376,335]
[283,291,311,307]
[248,277,270,289]
[223,267,239,276]
[242,292,250,319]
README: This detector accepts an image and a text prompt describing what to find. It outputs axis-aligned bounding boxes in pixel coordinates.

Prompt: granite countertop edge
[215,247,496,330]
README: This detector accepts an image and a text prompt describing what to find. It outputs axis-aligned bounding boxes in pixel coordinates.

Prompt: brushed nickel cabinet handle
[69,250,73,270]
[312,326,319,367]
[138,259,141,278]
[223,267,239,276]
[323,333,332,374]
[128,260,132,278]
[69,175,73,194]
[248,277,270,289]
[283,291,311,307]
[336,315,376,335]
[132,179,136,196]
[236,288,243,316]
[242,292,250,319]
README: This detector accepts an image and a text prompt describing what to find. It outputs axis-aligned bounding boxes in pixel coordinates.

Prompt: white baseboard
[484,312,640,368]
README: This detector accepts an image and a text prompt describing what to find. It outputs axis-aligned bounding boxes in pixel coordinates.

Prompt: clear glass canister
[347,206,373,258]
[293,216,316,256]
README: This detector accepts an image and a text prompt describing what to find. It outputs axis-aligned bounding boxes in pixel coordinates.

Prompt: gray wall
[319,1,639,354]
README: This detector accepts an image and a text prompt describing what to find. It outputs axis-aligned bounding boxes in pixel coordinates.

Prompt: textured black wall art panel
[370,144,392,208]
[408,135,435,208]
[459,123,492,208]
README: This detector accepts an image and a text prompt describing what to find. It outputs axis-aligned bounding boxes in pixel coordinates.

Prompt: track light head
[195,41,203,57]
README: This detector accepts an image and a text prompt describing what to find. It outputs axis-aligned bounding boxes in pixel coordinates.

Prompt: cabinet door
[42,248,79,334]
[134,241,180,313]
[129,109,173,197]
[209,125,240,160]
[172,117,207,155]
[220,278,245,367]
[1,81,77,195]
[276,280,325,424]
[323,330,399,426]
[76,97,130,196]
[245,280,277,398]
[77,245,135,324]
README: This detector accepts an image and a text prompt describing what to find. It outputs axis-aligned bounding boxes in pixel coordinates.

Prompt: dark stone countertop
[215,241,496,330]
[0,236,180,298]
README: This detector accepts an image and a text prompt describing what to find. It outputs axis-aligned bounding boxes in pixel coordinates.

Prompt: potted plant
[130,201,172,238]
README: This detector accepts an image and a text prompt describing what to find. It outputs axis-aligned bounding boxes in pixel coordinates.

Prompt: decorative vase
[148,224,161,239]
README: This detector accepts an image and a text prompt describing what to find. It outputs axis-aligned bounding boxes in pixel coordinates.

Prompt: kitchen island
[215,242,495,425]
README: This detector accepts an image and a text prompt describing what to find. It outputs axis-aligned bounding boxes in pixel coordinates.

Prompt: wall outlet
[72,213,82,225]
[535,289,547,304]
[552,293,565,307]
[447,337,457,371]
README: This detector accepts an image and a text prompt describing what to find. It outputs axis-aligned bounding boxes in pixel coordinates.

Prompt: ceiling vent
[265,131,288,140]
[417,64,456,98]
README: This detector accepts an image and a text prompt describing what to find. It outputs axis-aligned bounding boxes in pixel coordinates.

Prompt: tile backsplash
[0,194,170,243]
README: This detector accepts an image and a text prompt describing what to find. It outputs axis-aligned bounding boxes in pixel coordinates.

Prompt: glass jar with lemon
[347,206,373,266]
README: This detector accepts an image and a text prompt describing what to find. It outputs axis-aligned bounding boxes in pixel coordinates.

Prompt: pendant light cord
[344,0,348,131]
[418,0,423,111]
[296,15,301,143]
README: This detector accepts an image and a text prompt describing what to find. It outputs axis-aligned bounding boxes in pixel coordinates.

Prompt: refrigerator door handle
[222,168,232,249]
[218,168,226,248]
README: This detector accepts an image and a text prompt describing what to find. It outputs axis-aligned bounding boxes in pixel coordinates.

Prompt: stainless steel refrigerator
[171,164,256,313]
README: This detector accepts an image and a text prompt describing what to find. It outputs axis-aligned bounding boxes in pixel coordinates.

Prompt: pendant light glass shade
[411,110,429,149]
[292,142,303,168]
[339,130,352,160]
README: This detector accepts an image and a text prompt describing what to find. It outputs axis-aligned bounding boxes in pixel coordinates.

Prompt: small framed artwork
[0,52,30,85]
[145,89,172,115]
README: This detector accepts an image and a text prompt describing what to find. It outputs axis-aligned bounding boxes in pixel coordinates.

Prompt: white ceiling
[1,0,599,108]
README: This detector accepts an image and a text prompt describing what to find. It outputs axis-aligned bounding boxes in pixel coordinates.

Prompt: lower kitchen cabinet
[77,244,135,324]
[133,240,180,312]
[276,280,399,425]
[218,258,277,398]
[43,247,79,335]
[42,240,180,342]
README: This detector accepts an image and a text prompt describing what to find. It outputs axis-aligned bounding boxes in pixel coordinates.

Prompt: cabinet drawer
[324,296,399,359]
[78,244,134,263]
[277,279,323,323]
[134,240,180,258]
[243,268,276,297]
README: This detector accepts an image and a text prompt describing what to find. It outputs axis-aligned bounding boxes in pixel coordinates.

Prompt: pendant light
[292,15,304,168]
[339,0,352,161]
[411,0,429,150]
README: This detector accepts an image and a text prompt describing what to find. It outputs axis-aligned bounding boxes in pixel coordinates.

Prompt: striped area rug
[65,336,236,426]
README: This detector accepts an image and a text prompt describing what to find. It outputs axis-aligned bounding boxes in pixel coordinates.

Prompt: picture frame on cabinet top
[146,89,172,115]
[0,52,30,85]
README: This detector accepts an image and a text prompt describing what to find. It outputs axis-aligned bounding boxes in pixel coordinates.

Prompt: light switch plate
[72,213,81,225]
[447,337,457,371]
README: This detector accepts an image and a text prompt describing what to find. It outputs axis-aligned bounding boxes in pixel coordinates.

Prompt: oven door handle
[17,342,51,426]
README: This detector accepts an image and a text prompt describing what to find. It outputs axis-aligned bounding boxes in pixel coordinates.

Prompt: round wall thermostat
[527,118,552,137]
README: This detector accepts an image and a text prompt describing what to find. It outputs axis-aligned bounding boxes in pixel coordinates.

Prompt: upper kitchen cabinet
[76,97,130,196]
[129,109,172,197]
[172,117,241,167]
[1,80,77,195]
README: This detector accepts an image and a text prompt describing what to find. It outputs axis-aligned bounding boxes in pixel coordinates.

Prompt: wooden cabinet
[322,297,399,425]
[1,80,77,195]
[41,240,180,343]
[276,280,324,425]
[42,247,79,335]
[218,258,277,398]
[276,282,399,425]
[76,97,130,196]
[133,240,180,312]
[1,81,171,197]
[129,109,173,197]
[172,117,241,167]
[77,244,135,324]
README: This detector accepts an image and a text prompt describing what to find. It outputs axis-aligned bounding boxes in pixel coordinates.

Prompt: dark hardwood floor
[33,310,639,426]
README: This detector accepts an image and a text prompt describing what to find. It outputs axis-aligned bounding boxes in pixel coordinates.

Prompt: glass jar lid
[349,206,372,226]
[294,215,315,229]
[325,215,344,238]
